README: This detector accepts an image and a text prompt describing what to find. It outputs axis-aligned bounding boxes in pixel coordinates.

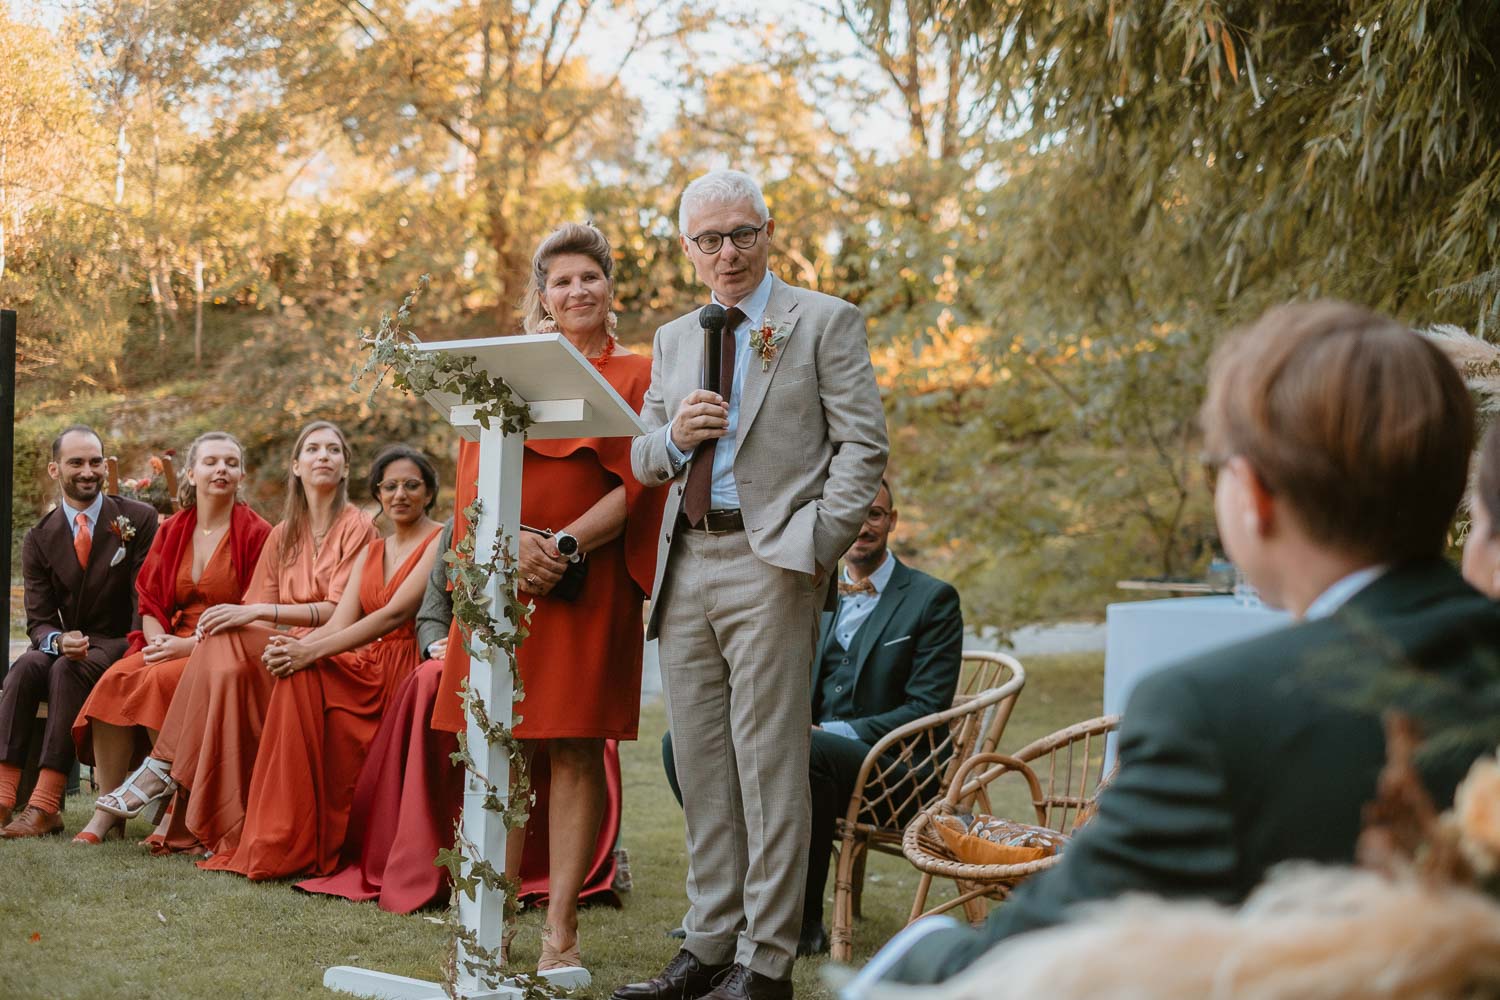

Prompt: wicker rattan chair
[829,650,1026,961]
[901,714,1120,924]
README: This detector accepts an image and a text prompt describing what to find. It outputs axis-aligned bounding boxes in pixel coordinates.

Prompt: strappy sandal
[95,757,177,824]
[71,818,125,845]
[536,924,590,989]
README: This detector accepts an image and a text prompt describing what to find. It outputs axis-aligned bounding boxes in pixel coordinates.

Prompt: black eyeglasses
[378,479,425,496]
[686,223,767,255]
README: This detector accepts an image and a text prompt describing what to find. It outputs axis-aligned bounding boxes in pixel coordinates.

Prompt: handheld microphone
[700,304,727,396]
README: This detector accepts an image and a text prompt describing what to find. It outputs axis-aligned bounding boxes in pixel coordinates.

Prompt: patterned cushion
[933,813,1070,867]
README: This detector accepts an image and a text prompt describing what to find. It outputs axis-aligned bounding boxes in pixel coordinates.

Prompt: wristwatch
[554,531,583,563]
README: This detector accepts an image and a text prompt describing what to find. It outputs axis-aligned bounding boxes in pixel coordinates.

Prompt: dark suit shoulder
[892,563,959,616]
[110,495,160,524]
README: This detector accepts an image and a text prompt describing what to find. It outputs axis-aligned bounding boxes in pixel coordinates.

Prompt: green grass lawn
[0,652,1102,999]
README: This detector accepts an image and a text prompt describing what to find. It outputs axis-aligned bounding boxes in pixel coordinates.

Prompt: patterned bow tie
[838,578,877,598]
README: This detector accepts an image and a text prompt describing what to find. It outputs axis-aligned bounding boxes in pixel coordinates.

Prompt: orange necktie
[74,512,92,568]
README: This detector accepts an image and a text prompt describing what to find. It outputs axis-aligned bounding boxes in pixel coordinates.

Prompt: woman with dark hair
[301,224,665,987]
[95,420,377,856]
[71,432,271,844]
[198,445,444,880]
[1463,423,1500,597]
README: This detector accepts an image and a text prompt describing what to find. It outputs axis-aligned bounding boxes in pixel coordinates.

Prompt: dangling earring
[606,310,618,337]
[538,311,559,334]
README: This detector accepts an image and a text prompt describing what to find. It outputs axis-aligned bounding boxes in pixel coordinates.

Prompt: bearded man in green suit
[847,301,1500,992]
[664,478,964,956]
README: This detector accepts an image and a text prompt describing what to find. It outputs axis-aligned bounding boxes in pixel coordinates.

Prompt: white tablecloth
[1103,596,1290,767]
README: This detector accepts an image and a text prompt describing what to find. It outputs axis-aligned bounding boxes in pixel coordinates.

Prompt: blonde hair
[519,223,615,334]
[278,420,351,563]
[178,431,246,509]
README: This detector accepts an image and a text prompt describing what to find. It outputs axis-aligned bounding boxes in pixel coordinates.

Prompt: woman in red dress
[303,224,664,985]
[93,421,377,855]
[199,445,444,880]
[71,432,271,844]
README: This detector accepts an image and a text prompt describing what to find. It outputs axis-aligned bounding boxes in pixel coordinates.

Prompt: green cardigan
[882,558,1500,985]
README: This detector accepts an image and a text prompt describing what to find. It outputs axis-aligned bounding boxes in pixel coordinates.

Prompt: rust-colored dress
[200,527,442,880]
[148,505,376,855]
[431,349,664,739]
[72,537,236,764]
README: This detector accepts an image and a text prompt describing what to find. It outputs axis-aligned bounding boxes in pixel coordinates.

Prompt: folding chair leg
[908,872,935,924]
[958,880,990,926]
[850,840,868,920]
[830,832,860,963]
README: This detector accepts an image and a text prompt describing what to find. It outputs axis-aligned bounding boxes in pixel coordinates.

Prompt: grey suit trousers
[659,524,824,979]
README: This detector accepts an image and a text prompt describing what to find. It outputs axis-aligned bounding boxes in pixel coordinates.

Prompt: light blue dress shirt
[666,270,775,510]
[42,493,104,653]
[64,493,104,539]
[821,553,897,740]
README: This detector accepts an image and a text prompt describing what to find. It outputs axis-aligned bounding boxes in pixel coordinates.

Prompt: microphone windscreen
[699,303,727,333]
[700,304,726,395]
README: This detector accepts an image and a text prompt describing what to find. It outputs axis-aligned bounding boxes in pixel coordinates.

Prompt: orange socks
[28,768,66,815]
[0,762,19,809]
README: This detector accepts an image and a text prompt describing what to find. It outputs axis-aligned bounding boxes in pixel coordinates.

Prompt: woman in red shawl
[302,224,664,987]
[197,445,445,880]
[71,432,270,844]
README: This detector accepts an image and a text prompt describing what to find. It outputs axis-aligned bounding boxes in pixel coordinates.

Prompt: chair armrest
[841,675,1024,829]
[944,752,1048,825]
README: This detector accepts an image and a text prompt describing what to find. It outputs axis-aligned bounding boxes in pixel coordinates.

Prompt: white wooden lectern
[324,334,647,1000]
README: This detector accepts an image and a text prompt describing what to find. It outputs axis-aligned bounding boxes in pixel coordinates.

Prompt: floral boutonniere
[751,321,789,372]
[108,515,135,566]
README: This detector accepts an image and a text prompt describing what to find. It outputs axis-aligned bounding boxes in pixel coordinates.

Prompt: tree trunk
[194,249,204,366]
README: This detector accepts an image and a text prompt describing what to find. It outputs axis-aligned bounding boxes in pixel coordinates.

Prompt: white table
[1103,596,1290,767]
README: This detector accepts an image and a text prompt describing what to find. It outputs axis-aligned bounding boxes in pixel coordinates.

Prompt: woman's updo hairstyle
[519,223,615,334]
[178,431,246,509]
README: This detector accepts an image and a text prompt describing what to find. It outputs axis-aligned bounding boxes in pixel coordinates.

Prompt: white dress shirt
[1304,564,1388,620]
[665,270,775,509]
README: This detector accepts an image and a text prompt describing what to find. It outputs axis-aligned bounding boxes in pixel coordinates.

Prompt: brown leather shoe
[612,949,732,1000]
[1,805,64,839]
[0,804,12,827]
[702,964,792,1000]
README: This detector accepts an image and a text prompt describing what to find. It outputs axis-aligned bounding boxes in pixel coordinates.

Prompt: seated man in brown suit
[0,426,157,838]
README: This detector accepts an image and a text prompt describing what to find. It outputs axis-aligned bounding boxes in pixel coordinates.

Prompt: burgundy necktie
[683,306,745,526]
[74,512,92,568]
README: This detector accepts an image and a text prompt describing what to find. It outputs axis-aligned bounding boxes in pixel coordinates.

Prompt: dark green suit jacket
[884,558,1500,984]
[813,556,964,745]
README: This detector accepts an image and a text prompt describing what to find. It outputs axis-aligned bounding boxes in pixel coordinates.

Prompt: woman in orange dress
[94,421,376,856]
[427,223,665,981]
[199,445,444,880]
[71,432,271,844]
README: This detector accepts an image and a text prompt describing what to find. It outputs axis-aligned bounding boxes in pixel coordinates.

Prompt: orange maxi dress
[148,505,376,855]
[200,527,443,880]
[431,349,664,739]
[72,537,236,765]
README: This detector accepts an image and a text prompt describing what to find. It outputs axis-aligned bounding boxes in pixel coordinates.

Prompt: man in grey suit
[617,169,888,1000]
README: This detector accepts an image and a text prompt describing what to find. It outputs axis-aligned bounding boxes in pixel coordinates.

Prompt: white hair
[677,169,770,233]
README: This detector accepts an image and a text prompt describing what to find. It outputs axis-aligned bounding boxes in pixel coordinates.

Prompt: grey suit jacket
[631,274,889,636]
[415,519,454,658]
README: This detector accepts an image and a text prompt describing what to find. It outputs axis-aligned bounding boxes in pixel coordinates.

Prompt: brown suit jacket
[22,494,159,661]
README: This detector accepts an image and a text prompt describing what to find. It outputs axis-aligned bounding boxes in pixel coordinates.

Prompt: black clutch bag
[520,525,588,602]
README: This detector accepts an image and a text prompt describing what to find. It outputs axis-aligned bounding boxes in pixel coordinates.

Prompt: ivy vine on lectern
[354,281,559,998]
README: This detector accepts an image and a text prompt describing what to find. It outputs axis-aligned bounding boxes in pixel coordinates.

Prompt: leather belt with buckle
[681,509,745,534]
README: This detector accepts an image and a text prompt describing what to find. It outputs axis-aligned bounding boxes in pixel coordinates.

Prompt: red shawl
[126,502,272,654]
